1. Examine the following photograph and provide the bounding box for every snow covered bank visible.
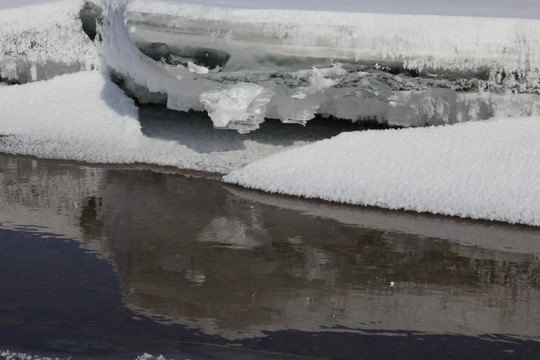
[0,71,345,173]
[0,71,142,160]
[0,0,99,83]
[224,118,540,226]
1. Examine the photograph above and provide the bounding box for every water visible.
[0,153,539,359]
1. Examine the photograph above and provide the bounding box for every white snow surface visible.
[224,118,540,226]
[0,71,331,173]
[0,0,99,83]
[1,1,540,225]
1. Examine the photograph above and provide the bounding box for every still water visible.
[0,153,539,359]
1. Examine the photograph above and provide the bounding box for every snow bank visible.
[0,71,338,173]
[0,71,142,159]
[224,118,540,226]
[1,1,540,226]
[0,0,99,83]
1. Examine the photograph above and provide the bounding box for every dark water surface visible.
[0,153,539,359]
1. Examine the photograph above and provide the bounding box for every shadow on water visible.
[0,153,539,359]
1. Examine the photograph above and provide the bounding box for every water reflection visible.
[0,154,539,348]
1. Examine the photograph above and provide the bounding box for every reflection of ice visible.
[198,203,271,249]
[290,245,336,285]
[226,186,540,257]
[198,217,261,249]
[2,154,539,343]
[184,269,206,286]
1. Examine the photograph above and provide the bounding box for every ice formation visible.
[1,0,540,131]
[116,0,540,132]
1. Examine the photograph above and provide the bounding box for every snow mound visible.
[0,0,99,83]
[0,71,342,173]
[224,118,540,226]
[0,71,142,161]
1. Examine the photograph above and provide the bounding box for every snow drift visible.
[0,0,99,83]
[224,117,540,226]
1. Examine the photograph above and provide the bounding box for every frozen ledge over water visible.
[105,1,540,132]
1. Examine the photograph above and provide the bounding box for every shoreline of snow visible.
[224,117,540,226]
[1,72,538,226]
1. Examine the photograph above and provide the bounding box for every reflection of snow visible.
[0,155,102,250]
[2,153,539,343]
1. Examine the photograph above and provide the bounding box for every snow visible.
[0,71,341,173]
[0,0,99,83]
[1,0,540,225]
[0,71,142,157]
[0,350,168,360]
[0,350,64,360]
[224,118,540,226]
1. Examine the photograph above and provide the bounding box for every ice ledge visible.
[116,1,540,132]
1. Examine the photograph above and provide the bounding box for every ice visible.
[4,1,537,130]
[129,0,540,19]
[199,83,274,131]
[114,0,540,131]
[224,117,540,226]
